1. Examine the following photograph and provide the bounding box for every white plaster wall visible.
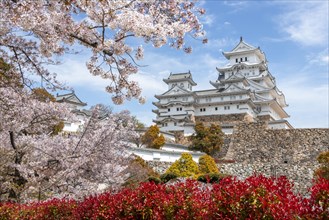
[194,104,249,116]
[130,148,204,163]
[268,122,289,129]
[63,122,81,132]
[160,124,194,136]
[161,145,192,153]
[222,127,234,134]
[268,106,281,120]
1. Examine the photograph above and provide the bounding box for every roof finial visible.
[240,36,243,42]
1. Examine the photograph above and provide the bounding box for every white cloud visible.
[130,72,167,97]
[223,1,248,8]
[205,37,237,51]
[277,1,329,46]
[201,14,215,26]
[305,49,329,66]
[50,58,108,91]
[279,73,328,128]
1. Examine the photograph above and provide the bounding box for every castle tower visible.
[152,72,197,135]
[210,37,290,125]
[153,38,292,135]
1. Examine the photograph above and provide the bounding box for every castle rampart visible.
[148,122,329,194]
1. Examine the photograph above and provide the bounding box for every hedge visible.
[0,175,328,219]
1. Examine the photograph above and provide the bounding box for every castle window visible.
[176,107,182,111]
[168,108,170,112]
[237,105,239,109]
[215,107,218,111]
[206,97,211,102]
[224,106,230,110]
[240,57,243,62]
[245,57,248,61]
[200,108,206,112]
[174,122,177,126]
[235,58,238,63]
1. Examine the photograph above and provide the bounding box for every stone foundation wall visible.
[148,122,329,194]
[219,162,318,194]
[257,115,272,121]
[224,122,329,163]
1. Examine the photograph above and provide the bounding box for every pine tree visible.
[189,122,224,155]
[141,125,165,149]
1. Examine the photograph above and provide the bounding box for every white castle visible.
[153,38,292,135]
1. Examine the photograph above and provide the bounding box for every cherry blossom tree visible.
[0,0,206,202]
[1,0,206,104]
[0,62,70,201]
[1,61,138,202]
[0,96,138,201]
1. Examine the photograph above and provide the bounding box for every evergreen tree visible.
[141,125,165,149]
[189,122,224,155]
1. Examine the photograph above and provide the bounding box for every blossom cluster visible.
[1,0,206,104]
[0,175,328,219]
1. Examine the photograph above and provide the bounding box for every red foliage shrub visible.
[0,175,328,219]
[0,198,77,219]
[301,177,329,219]
[210,175,305,219]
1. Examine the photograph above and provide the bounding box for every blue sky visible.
[51,0,329,128]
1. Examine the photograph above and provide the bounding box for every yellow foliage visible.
[141,125,165,149]
[198,155,219,174]
[165,153,200,178]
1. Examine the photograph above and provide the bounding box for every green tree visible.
[314,151,329,180]
[198,155,219,174]
[165,153,200,178]
[141,125,165,149]
[189,122,224,155]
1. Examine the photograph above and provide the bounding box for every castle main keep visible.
[153,38,292,135]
